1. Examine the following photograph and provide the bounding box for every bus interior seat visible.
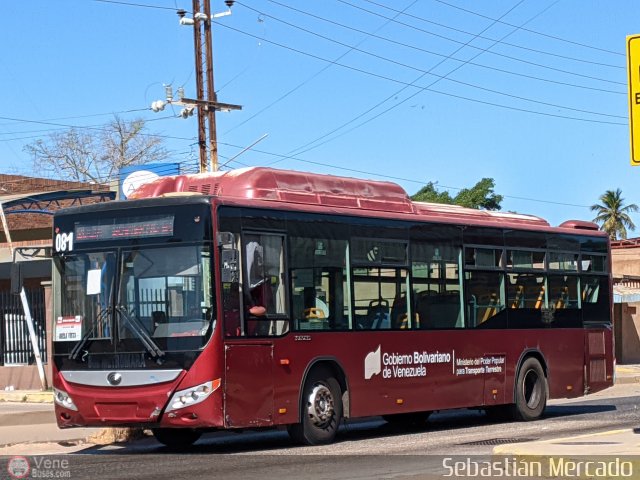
[367,299,390,329]
[534,286,545,309]
[152,311,167,328]
[391,293,408,329]
[480,293,498,323]
[416,292,461,329]
[555,286,569,309]
[511,285,524,308]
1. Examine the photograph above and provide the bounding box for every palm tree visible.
[590,189,639,240]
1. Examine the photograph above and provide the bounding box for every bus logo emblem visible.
[364,345,381,380]
[107,372,122,386]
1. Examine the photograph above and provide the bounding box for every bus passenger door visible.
[585,328,613,393]
[224,343,274,427]
[483,353,506,405]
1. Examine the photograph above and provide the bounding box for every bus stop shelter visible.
[0,188,115,390]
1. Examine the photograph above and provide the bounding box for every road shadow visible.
[73,403,618,456]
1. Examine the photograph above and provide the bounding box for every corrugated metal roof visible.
[613,284,640,303]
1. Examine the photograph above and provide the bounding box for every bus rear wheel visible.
[513,357,547,421]
[152,428,202,449]
[288,367,343,445]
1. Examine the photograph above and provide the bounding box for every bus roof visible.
[128,167,600,234]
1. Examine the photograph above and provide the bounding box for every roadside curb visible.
[615,376,640,384]
[0,437,93,456]
[616,365,640,385]
[493,429,640,479]
[0,410,53,427]
[0,391,53,403]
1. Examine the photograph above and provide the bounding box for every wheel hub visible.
[306,383,334,427]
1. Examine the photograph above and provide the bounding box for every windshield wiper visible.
[69,306,111,360]
[115,306,165,360]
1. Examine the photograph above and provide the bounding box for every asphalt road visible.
[12,384,632,480]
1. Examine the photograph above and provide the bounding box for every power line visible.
[431,0,623,57]
[0,151,201,192]
[335,0,624,86]
[218,19,624,97]
[360,0,624,69]
[265,0,625,163]
[217,141,593,209]
[215,16,626,170]
[0,108,151,129]
[225,0,420,135]
[89,0,183,12]
[237,2,624,120]
[0,115,197,143]
[0,109,177,138]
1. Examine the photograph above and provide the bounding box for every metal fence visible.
[0,289,47,365]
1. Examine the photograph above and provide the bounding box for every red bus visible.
[51,167,613,447]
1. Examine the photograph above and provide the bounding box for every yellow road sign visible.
[628,35,640,165]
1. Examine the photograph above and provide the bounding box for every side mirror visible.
[10,262,22,295]
[217,231,235,248]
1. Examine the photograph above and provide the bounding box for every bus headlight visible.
[166,379,220,412]
[54,388,78,411]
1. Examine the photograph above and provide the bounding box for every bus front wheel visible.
[152,428,202,449]
[288,367,343,445]
[513,357,547,421]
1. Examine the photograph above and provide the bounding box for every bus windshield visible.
[53,244,214,360]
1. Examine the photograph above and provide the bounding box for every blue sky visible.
[0,0,638,228]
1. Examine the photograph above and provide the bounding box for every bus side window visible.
[507,273,545,310]
[219,232,242,337]
[411,242,463,329]
[465,271,505,327]
[548,275,578,310]
[289,238,348,331]
[244,234,288,336]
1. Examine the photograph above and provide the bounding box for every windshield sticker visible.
[55,316,83,342]
[86,269,102,295]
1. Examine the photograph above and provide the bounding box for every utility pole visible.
[202,0,219,173]
[167,1,241,173]
[192,0,209,173]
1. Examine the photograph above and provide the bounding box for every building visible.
[611,238,640,364]
[0,174,114,389]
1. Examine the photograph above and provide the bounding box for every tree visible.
[24,115,169,184]
[590,188,638,240]
[411,182,454,204]
[411,178,503,210]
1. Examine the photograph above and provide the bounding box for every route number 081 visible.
[55,232,74,252]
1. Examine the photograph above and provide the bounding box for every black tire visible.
[288,367,343,445]
[382,411,431,426]
[513,357,547,421]
[152,428,202,449]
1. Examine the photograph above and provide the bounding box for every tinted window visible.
[412,242,463,329]
[465,271,505,327]
[463,227,503,246]
[290,237,348,331]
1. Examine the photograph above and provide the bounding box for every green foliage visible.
[411,182,454,204]
[411,178,503,211]
[590,188,638,240]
